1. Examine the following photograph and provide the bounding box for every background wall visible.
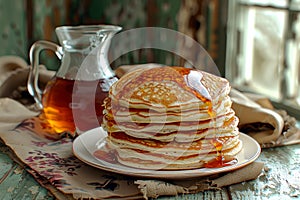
[0,0,28,57]
[0,0,226,74]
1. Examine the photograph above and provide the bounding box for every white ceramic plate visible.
[73,127,261,179]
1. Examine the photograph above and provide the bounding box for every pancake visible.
[103,95,233,123]
[109,67,230,111]
[103,116,239,143]
[100,66,242,170]
[111,139,242,170]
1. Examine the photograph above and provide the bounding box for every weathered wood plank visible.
[0,151,14,182]
[0,164,53,199]
[13,167,53,200]
[0,142,53,200]
[229,144,300,199]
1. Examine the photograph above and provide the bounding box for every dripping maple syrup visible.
[172,67,236,168]
[204,138,237,168]
[204,155,237,168]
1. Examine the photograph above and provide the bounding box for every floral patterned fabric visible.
[0,116,142,199]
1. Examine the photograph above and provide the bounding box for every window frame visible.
[226,0,300,120]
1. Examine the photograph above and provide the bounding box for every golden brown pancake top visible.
[112,66,228,107]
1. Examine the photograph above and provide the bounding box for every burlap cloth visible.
[0,56,299,199]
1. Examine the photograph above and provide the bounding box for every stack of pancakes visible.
[101,66,242,170]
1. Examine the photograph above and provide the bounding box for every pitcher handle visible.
[27,40,63,109]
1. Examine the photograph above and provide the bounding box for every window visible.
[226,0,300,118]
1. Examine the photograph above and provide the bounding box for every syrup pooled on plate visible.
[204,154,237,168]
[204,138,238,168]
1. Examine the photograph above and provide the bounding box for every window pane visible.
[252,9,286,99]
[227,0,300,116]
[237,7,287,100]
[291,0,300,10]
[286,13,300,103]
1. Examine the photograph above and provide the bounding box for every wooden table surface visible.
[0,136,299,199]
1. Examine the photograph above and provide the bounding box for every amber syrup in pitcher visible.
[42,76,117,134]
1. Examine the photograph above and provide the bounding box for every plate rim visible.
[72,127,261,179]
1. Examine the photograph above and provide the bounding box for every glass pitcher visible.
[28,25,122,135]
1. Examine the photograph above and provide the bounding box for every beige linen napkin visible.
[135,162,264,199]
[230,89,300,147]
[0,98,38,130]
[1,56,296,199]
[0,55,54,107]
